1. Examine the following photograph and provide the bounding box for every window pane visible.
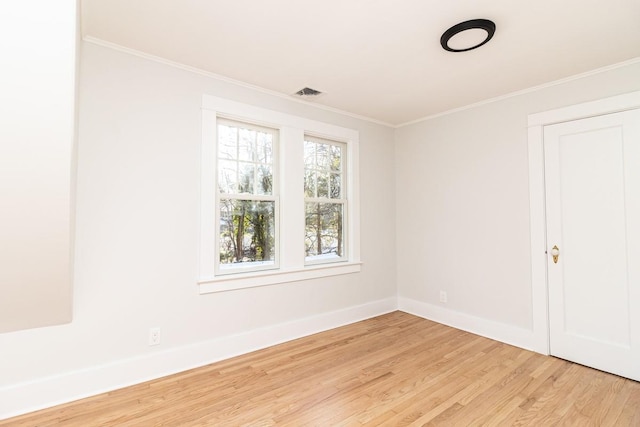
[305,202,343,261]
[256,165,273,195]
[316,143,330,168]
[317,172,329,198]
[330,144,341,172]
[330,173,341,199]
[219,121,276,198]
[256,132,273,164]
[218,125,238,160]
[219,199,276,267]
[237,163,255,194]
[238,128,255,161]
[304,141,315,167]
[304,138,344,201]
[304,170,316,198]
[218,160,237,194]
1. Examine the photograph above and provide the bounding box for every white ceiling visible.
[81,0,640,126]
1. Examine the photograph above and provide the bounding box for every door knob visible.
[551,245,560,264]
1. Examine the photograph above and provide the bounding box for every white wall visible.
[396,60,640,350]
[0,1,76,333]
[0,41,396,419]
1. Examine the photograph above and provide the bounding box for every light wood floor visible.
[3,311,639,426]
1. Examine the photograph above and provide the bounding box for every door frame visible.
[527,90,640,355]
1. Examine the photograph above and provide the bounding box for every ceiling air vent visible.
[294,87,324,98]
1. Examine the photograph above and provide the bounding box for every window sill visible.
[198,261,362,294]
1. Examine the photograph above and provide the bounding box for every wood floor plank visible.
[614,384,640,425]
[2,311,639,426]
[486,358,572,426]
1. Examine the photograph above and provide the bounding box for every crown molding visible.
[82,36,395,129]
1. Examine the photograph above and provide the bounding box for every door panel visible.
[544,109,640,380]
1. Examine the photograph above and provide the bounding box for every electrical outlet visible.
[439,291,448,303]
[149,327,161,346]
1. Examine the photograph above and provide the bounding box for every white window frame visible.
[199,95,361,294]
[215,118,280,276]
[304,135,348,265]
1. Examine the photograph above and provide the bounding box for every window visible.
[216,119,278,274]
[304,136,346,264]
[199,95,361,293]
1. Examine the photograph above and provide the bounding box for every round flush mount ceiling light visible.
[440,19,496,52]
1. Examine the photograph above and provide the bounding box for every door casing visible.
[527,90,640,355]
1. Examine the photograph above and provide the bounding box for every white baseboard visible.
[398,297,539,353]
[0,297,397,420]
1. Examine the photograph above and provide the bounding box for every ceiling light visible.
[440,19,496,52]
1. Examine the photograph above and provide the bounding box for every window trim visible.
[199,95,361,294]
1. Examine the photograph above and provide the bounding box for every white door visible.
[544,109,640,381]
